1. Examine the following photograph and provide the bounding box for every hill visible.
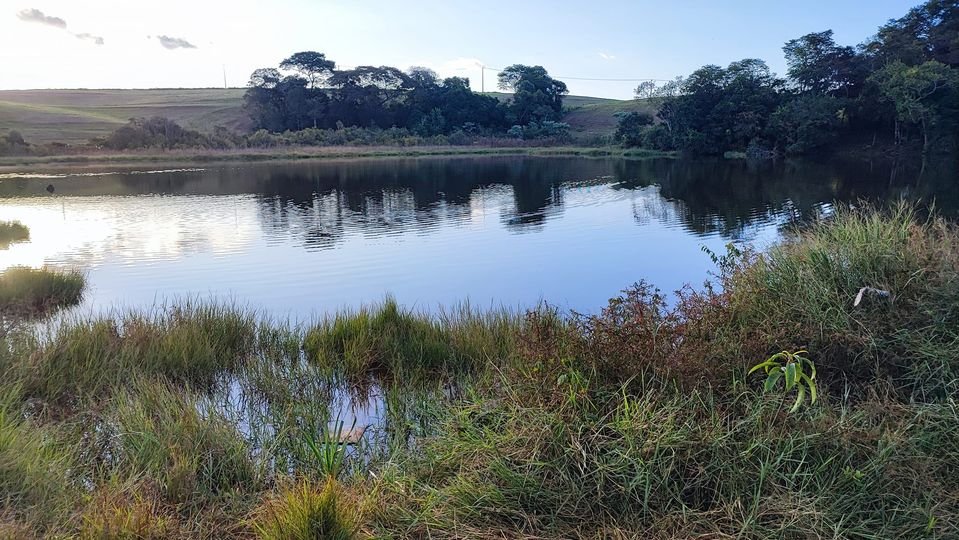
[0,88,653,145]
[0,89,250,145]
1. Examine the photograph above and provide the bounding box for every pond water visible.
[0,155,955,318]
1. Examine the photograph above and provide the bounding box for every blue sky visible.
[2,0,921,97]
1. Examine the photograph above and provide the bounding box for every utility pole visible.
[481,65,485,93]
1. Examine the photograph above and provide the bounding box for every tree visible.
[408,67,439,88]
[783,30,864,96]
[867,0,959,67]
[248,68,283,89]
[869,60,958,153]
[768,95,845,154]
[634,81,657,99]
[279,51,336,88]
[497,65,569,124]
[614,112,654,147]
[657,60,784,154]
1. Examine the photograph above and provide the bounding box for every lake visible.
[0,155,955,319]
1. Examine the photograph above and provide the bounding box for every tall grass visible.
[303,297,517,385]
[0,204,954,537]
[0,221,29,248]
[251,478,359,540]
[0,266,84,315]
[22,302,257,405]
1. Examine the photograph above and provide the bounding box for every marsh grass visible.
[0,221,29,249]
[0,266,84,316]
[251,478,359,540]
[0,204,955,537]
[23,302,257,405]
[304,297,518,386]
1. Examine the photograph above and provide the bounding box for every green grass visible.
[251,478,359,540]
[0,204,956,537]
[0,221,29,248]
[0,266,84,315]
[0,89,249,145]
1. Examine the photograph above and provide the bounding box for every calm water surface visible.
[0,156,954,318]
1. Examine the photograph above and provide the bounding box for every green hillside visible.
[0,89,250,145]
[0,88,651,145]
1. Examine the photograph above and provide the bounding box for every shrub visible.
[614,111,654,147]
[104,117,212,150]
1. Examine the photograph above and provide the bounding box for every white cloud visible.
[598,52,616,61]
[16,8,104,45]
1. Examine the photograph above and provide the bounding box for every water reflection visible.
[0,156,954,316]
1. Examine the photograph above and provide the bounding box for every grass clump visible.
[22,302,257,405]
[251,478,359,540]
[79,479,181,539]
[0,266,84,315]
[0,391,78,532]
[0,221,29,248]
[304,297,515,385]
[109,380,257,508]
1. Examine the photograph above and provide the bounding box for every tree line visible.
[243,55,570,139]
[617,0,959,156]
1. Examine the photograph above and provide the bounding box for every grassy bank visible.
[0,204,957,538]
[0,145,673,170]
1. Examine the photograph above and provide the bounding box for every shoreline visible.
[0,145,675,172]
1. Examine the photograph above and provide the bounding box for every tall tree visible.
[497,65,568,124]
[866,0,959,67]
[783,30,863,96]
[279,51,336,88]
[869,60,958,152]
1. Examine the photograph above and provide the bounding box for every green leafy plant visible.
[303,418,353,480]
[749,350,818,412]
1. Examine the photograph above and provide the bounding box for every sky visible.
[1,0,922,99]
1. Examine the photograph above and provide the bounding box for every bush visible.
[725,203,959,399]
[613,111,654,147]
[104,117,212,150]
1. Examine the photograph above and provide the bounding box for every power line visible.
[478,64,674,84]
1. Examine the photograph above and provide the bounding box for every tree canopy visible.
[244,54,566,137]
[615,0,959,156]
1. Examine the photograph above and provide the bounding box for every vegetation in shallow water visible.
[0,266,84,318]
[0,221,29,248]
[0,204,956,537]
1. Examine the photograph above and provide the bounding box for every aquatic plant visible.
[0,266,84,315]
[0,221,29,248]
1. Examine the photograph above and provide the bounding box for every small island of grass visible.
[0,221,30,248]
